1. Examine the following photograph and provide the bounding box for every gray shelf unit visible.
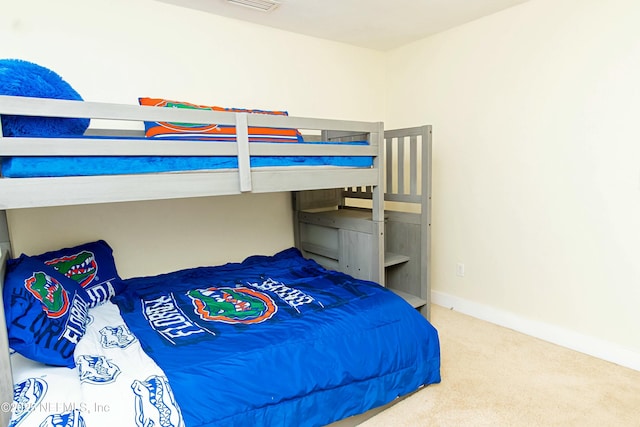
[294,125,432,318]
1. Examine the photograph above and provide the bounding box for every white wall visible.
[386,0,640,366]
[5,0,640,369]
[1,0,385,277]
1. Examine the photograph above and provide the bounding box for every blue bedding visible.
[112,248,440,427]
[1,138,373,178]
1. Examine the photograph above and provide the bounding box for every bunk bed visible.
[0,95,440,427]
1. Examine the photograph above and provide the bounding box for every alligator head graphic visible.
[131,375,184,427]
[25,272,69,319]
[10,377,48,427]
[45,250,97,288]
[151,100,218,132]
[188,286,277,324]
[39,409,85,427]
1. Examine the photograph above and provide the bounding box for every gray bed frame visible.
[0,95,430,427]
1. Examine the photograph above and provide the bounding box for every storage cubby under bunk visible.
[294,125,432,318]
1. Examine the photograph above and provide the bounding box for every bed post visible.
[0,211,10,255]
[0,210,12,427]
[371,122,385,285]
[420,125,433,319]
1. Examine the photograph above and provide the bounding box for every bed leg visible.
[0,246,14,427]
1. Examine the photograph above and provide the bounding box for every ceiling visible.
[156,0,530,51]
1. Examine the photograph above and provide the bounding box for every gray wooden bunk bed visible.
[0,95,435,427]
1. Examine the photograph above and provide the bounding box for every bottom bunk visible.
[2,244,440,427]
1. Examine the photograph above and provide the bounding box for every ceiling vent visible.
[226,0,280,12]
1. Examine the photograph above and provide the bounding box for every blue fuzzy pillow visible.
[3,255,90,367]
[31,240,124,308]
[0,59,89,137]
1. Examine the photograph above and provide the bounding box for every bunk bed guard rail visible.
[0,95,384,210]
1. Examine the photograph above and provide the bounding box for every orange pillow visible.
[138,97,303,143]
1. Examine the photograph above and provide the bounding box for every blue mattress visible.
[1,138,373,178]
[112,248,440,427]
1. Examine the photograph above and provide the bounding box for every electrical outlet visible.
[456,262,465,277]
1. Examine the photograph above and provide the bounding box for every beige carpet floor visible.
[357,304,640,427]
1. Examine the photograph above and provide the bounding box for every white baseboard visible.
[431,290,640,372]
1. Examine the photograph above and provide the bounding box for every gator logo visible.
[45,250,97,288]
[39,409,85,427]
[99,325,136,349]
[188,286,277,324]
[25,272,70,319]
[131,375,184,427]
[10,378,48,427]
[77,355,121,384]
[153,100,218,133]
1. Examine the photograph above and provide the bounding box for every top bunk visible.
[0,95,384,210]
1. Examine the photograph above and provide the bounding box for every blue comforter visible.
[1,138,372,177]
[112,248,440,427]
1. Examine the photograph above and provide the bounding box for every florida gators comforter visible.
[112,248,441,427]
